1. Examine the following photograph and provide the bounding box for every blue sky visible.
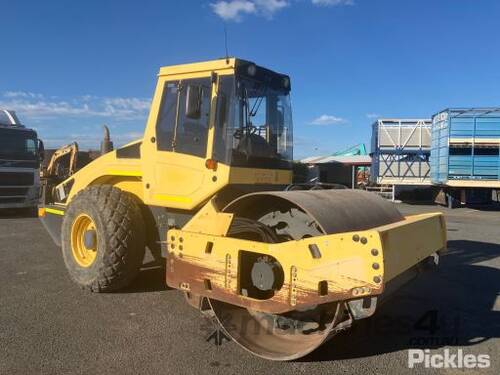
[1,0,500,159]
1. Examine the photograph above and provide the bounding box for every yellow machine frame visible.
[167,199,446,313]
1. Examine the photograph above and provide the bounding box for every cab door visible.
[141,75,214,209]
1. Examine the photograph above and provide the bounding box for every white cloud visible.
[3,91,44,99]
[309,114,346,125]
[210,0,352,21]
[211,0,289,21]
[311,0,354,6]
[102,97,151,118]
[0,91,151,121]
[211,1,257,21]
[255,0,289,17]
[366,113,380,119]
[0,91,150,149]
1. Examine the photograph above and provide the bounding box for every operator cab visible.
[140,58,295,210]
[154,59,293,170]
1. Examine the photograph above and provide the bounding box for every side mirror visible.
[38,139,45,162]
[185,85,202,119]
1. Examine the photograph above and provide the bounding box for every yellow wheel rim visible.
[71,213,98,268]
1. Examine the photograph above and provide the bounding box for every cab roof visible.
[158,58,291,91]
[158,57,288,79]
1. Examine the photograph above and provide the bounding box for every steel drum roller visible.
[209,190,403,360]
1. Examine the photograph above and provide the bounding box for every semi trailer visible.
[431,108,500,207]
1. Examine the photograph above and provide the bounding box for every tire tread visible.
[63,185,145,292]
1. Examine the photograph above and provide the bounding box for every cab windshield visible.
[214,76,293,169]
[0,128,38,161]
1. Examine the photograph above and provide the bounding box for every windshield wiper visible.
[248,84,268,117]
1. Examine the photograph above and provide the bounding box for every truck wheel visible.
[61,185,145,292]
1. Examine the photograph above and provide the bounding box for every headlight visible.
[247,64,257,76]
[282,77,290,89]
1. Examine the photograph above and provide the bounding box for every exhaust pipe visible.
[100,125,114,155]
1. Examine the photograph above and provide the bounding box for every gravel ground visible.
[0,203,498,374]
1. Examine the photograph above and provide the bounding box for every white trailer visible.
[371,118,432,185]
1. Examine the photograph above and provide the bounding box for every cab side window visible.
[156,81,179,152]
[156,78,212,158]
[176,77,211,157]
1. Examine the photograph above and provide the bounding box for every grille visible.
[0,197,24,204]
[0,187,29,196]
[0,172,34,186]
[0,160,38,168]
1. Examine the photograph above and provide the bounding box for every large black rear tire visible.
[61,185,145,292]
